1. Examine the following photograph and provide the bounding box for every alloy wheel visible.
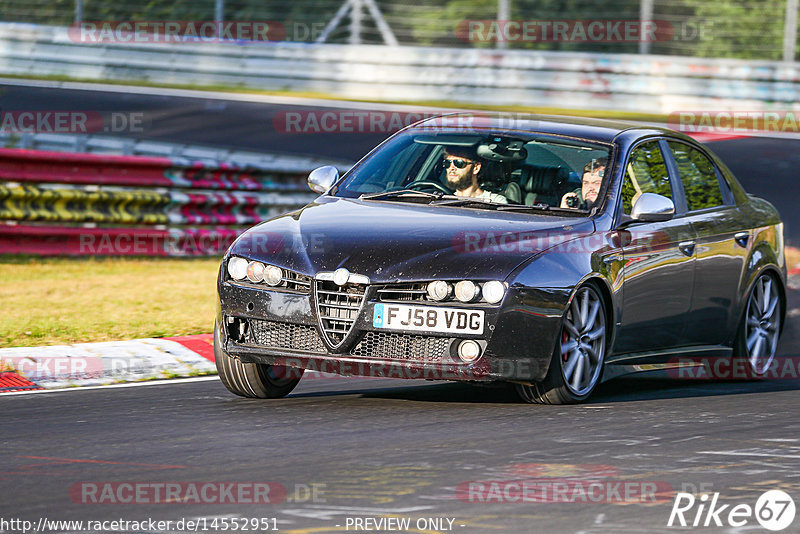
[744,275,781,375]
[560,286,606,396]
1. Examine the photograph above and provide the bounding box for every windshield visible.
[332,130,613,211]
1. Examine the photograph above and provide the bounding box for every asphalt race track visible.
[2,81,800,533]
[3,369,800,533]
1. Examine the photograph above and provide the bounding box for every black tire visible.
[516,284,607,404]
[214,321,304,398]
[732,271,783,379]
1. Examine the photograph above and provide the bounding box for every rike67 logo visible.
[667,490,796,531]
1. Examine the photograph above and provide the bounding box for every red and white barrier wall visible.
[0,147,318,256]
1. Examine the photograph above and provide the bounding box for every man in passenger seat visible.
[443,147,508,203]
[560,158,606,209]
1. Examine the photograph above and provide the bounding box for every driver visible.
[443,147,507,204]
[560,158,606,210]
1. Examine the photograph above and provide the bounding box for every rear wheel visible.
[214,321,304,398]
[734,272,782,377]
[516,284,607,404]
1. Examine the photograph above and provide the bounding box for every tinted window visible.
[621,141,672,215]
[668,141,724,211]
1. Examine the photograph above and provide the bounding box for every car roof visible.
[411,112,691,145]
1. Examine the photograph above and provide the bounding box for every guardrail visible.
[0,134,344,256]
[1,23,800,112]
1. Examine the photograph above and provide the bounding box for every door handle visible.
[678,241,696,257]
[734,231,750,248]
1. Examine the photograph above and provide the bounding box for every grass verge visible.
[0,256,219,348]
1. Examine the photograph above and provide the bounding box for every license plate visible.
[373,303,484,334]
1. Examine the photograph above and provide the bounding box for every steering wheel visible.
[406,180,452,194]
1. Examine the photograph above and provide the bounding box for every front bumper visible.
[217,276,570,383]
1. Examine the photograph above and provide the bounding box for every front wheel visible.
[214,321,304,398]
[733,272,783,377]
[516,284,607,404]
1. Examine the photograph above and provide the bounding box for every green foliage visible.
[0,0,794,59]
[671,0,786,60]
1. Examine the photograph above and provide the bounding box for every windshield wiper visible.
[496,202,551,211]
[360,189,445,202]
[432,197,503,209]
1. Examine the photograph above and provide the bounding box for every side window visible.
[621,141,672,215]
[667,141,724,211]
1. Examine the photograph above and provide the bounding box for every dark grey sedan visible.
[214,114,785,404]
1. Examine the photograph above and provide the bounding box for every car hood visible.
[230,197,595,282]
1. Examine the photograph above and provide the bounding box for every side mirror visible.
[630,193,675,222]
[307,166,339,194]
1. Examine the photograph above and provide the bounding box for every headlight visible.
[246,261,265,283]
[427,280,452,301]
[227,257,248,280]
[264,265,284,286]
[482,281,506,304]
[454,280,480,303]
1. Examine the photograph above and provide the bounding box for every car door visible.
[613,139,697,355]
[664,140,748,346]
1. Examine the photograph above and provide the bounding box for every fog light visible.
[457,340,481,363]
[482,281,506,304]
[227,257,248,280]
[246,261,265,283]
[427,280,452,301]
[264,265,284,286]
[455,280,479,302]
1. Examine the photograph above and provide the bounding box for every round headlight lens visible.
[264,265,283,286]
[227,257,248,280]
[454,280,479,303]
[427,280,452,301]
[246,261,265,283]
[482,281,506,304]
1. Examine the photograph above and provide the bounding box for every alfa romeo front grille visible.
[377,282,428,302]
[245,319,448,362]
[284,271,312,293]
[315,280,366,346]
[352,332,448,362]
[250,319,326,353]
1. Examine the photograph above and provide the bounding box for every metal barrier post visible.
[784,0,798,61]
[639,0,653,54]
[497,0,510,50]
[74,0,83,24]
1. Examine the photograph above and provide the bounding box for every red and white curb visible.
[0,335,215,393]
